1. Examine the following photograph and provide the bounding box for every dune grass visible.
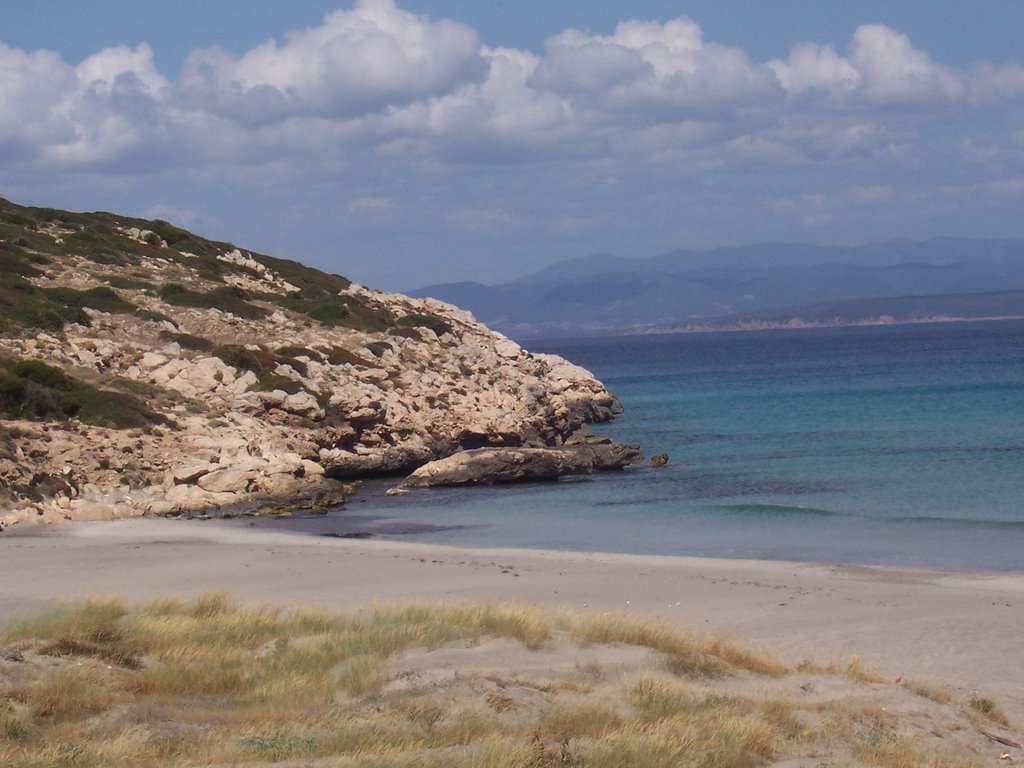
[0,595,1006,767]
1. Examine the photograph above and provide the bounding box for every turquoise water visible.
[258,321,1024,571]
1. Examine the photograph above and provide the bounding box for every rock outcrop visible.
[402,443,644,487]
[0,199,634,526]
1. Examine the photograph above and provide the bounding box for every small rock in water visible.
[650,453,669,468]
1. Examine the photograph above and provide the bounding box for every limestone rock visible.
[197,468,255,494]
[0,209,634,523]
[171,462,217,485]
[403,444,642,488]
[282,391,324,419]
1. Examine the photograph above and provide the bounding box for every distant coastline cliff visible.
[0,199,626,526]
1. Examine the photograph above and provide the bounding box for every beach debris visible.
[650,453,669,468]
[980,729,1023,750]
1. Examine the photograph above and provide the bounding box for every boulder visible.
[402,443,642,488]
[197,467,256,494]
[282,391,324,419]
[320,444,435,478]
[171,462,217,485]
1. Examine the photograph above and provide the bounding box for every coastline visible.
[3,516,1022,716]
[626,314,1024,336]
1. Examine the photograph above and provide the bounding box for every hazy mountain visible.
[412,238,1024,338]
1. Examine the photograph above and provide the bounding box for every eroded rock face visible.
[402,443,644,488]
[0,238,629,525]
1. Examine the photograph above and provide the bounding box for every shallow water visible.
[248,321,1024,572]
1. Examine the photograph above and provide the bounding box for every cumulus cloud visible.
[77,43,167,95]
[0,44,75,145]
[769,24,965,104]
[532,18,778,114]
[848,24,963,103]
[178,0,485,121]
[1,5,1023,286]
[2,10,1021,175]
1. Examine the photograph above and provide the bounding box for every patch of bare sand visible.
[372,636,1024,766]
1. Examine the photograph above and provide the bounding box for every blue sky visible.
[2,1,1023,290]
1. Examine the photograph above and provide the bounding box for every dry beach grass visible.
[1,593,1020,767]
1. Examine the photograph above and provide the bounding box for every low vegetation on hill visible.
[0,595,1016,767]
[0,198,418,336]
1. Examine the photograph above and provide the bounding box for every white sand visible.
[1,517,1021,714]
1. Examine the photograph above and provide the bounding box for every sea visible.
[248,321,1024,572]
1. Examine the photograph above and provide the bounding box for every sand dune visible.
[2,517,1021,716]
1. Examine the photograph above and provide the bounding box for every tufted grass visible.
[0,595,1002,768]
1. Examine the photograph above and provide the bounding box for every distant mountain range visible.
[410,237,1024,338]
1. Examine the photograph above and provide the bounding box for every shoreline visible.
[2,516,1022,716]
[627,313,1024,336]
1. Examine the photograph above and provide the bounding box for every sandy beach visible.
[2,516,1021,720]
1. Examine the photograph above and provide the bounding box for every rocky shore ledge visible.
[0,200,639,527]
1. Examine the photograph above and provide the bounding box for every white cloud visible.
[1,7,1024,287]
[848,24,963,104]
[178,0,485,121]
[768,42,859,97]
[532,17,778,113]
[2,12,1020,176]
[769,24,965,105]
[77,43,167,95]
[0,44,75,145]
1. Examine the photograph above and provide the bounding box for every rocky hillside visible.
[0,199,624,526]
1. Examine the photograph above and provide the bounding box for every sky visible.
[2,1,1023,291]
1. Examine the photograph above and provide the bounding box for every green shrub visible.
[10,359,76,390]
[0,371,63,419]
[254,373,305,395]
[213,345,308,377]
[103,274,154,291]
[45,286,136,314]
[0,249,43,278]
[396,313,452,337]
[136,309,173,324]
[365,341,392,358]
[275,345,322,361]
[159,283,268,320]
[249,253,351,298]
[213,345,270,375]
[272,294,393,331]
[388,326,422,339]
[158,282,189,301]
[321,346,374,368]
[61,388,164,429]
[0,358,167,428]
[159,331,214,352]
[0,274,89,332]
